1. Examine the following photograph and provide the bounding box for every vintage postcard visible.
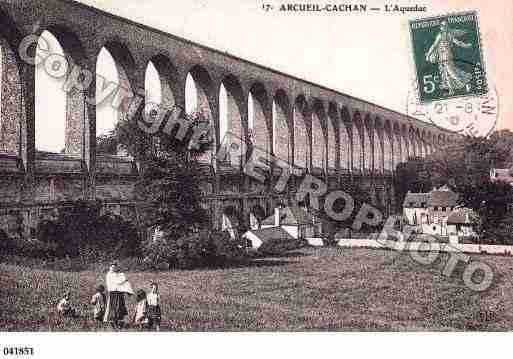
[0,0,512,357]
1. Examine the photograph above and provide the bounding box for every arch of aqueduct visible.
[0,0,456,237]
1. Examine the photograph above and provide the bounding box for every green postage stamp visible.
[409,11,487,103]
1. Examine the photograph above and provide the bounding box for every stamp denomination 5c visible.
[409,11,487,103]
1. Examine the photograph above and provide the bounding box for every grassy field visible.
[2,247,513,331]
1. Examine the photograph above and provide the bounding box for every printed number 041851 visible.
[3,347,34,356]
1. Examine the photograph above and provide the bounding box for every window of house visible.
[433,226,436,231]
[434,206,438,211]
[442,207,446,211]
[409,202,414,207]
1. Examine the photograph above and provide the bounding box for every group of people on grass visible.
[57,262,161,330]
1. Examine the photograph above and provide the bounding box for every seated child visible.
[90,284,106,321]
[133,289,149,328]
[146,282,161,331]
[57,291,78,317]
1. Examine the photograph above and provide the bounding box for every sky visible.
[1,0,512,152]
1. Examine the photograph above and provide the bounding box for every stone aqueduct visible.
[0,0,456,238]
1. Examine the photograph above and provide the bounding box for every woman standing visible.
[104,262,133,329]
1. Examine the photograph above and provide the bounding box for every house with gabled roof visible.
[403,192,430,226]
[447,209,477,240]
[242,205,321,253]
[427,185,460,235]
[403,185,476,239]
[260,205,321,239]
[242,226,299,254]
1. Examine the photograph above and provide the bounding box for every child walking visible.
[146,282,161,331]
[90,284,106,322]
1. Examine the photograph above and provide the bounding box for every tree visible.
[96,108,213,160]
[489,129,513,168]
[457,181,513,241]
[95,108,214,233]
[136,153,211,235]
[98,108,248,268]
[426,132,512,190]
[395,131,512,198]
[317,180,373,241]
[485,216,513,245]
[394,157,432,208]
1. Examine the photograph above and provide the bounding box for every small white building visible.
[402,192,430,228]
[447,209,477,238]
[260,205,321,239]
[242,205,320,253]
[403,186,477,239]
[242,226,298,254]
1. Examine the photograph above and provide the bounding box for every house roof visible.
[248,227,295,243]
[261,214,275,226]
[403,186,459,208]
[403,192,430,208]
[428,187,459,207]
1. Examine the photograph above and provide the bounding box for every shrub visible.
[35,201,142,258]
[93,214,142,257]
[0,236,58,260]
[143,229,246,269]
[0,228,9,242]
[117,256,158,272]
[259,237,306,255]
[203,230,246,265]
[481,216,513,245]
[40,256,89,272]
[322,234,338,247]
